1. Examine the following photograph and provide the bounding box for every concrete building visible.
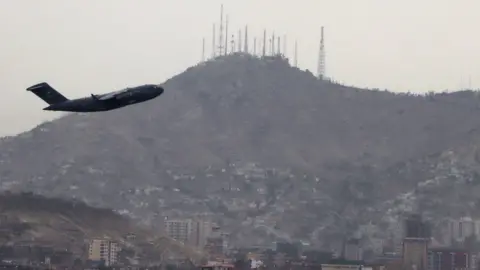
[164,218,193,243]
[405,214,431,239]
[88,238,119,266]
[449,217,478,243]
[345,239,363,261]
[164,218,215,248]
[402,238,429,270]
[189,220,214,248]
[427,247,471,270]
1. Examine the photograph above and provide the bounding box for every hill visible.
[0,192,204,264]
[2,54,480,250]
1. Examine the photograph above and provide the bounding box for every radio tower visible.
[244,25,248,53]
[262,29,266,57]
[271,32,275,55]
[224,15,229,55]
[238,29,242,52]
[218,4,224,55]
[317,26,326,80]
[253,37,257,55]
[211,24,216,58]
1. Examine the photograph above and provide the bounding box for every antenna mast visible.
[238,29,242,52]
[317,26,326,79]
[212,24,216,58]
[244,25,248,53]
[225,15,229,55]
[283,35,287,58]
[218,4,224,55]
[253,37,257,56]
[271,32,275,55]
[262,29,266,57]
[230,34,235,53]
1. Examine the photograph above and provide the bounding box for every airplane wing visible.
[95,89,130,101]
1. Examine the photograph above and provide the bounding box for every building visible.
[321,260,364,270]
[449,217,477,243]
[345,239,363,261]
[402,238,429,270]
[205,236,224,257]
[427,247,471,270]
[164,218,215,248]
[164,218,193,243]
[88,238,119,266]
[189,220,214,248]
[405,214,431,239]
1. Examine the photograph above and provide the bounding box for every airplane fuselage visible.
[42,84,163,112]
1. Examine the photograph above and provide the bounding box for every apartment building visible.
[164,218,193,243]
[88,238,119,266]
[164,218,215,248]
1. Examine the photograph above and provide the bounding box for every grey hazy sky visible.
[1,0,479,136]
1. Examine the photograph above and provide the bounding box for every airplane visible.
[26,82,164,112]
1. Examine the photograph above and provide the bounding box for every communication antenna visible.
[317,26,326,79]
[244,25,248,53]
[218,4,224,55]
[238,29,242,52]
[230,34,235,53]
[224,15,229,55]
[253,37,257,56]
[283,35,287,57]
[294,40,298,67]
[262,29,266,57]
[271,32,275,55]
[212,24,216,58]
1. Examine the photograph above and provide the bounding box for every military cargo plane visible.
[27,82,164,112]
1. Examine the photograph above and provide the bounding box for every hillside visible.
[0,192,203,264]
[2,54,480,250]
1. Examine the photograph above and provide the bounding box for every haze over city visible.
[1,0,479,136]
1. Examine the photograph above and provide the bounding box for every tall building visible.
[405,214,431,239]
[88,238,119,266]
[402,238,429,270]
[344,239,363,261]
[164,218,193,243]
[189,220,214,248]
[164,218,214,248]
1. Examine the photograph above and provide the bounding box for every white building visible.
[88,238,119,266]
[164,218,193,243]
[449,217,477,242]
[164,218,215,248]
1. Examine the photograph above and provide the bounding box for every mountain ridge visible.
[2,54,480,250]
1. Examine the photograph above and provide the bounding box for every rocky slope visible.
[1,54,480,251]
[0,192,203,264]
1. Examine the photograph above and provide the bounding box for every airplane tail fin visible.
[26,82,68,105]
